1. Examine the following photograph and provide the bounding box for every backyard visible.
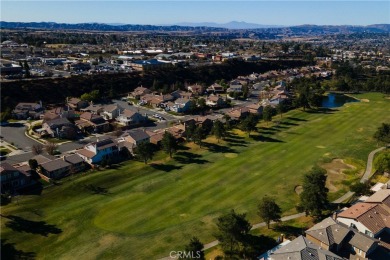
[1,93,390,259]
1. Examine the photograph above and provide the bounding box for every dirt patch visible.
[295,185,303,195]
[316,145,326,149]
[357,128,364,132]
[224,153,238,158]
[360,99,369,102]
[321,159,355,192]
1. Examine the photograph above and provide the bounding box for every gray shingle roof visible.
[270,236,343,260]
[40,159,71,172]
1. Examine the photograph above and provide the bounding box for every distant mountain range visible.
[172,21,283,29]
[1,21,389,34]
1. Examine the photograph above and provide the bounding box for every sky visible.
[1,1,389,26]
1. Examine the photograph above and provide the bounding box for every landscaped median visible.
[1,93,390,259]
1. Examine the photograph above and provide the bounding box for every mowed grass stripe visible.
[1,93,390,259]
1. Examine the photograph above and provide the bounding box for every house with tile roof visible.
[337,202,390,238]
[75,112,110,133]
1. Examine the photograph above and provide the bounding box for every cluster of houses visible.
[263,184,390,260]
[10,97,149,140]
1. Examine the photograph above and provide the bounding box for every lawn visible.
[1,93,390,259]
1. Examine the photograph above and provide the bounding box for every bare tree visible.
[32,144,43,155]
[45,142,58,155]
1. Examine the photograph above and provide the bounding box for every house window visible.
[365,230,373,237]
[12,180,19,187]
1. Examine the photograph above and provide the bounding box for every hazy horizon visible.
[1,1,389,26]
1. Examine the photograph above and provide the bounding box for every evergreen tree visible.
[182,237,205,260]
[257,196,282,229]
[262,106,273,125]
[161,131,178,158]
[374,123,390,144]
[212,120,226,143]
[135,142,153,164]
[193,126,206,148]
[241,114,257,137]
[299,166,329,217]
[214,210,252,259]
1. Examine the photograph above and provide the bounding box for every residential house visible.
[305,217,351,252]
[39,159,71,179]
[207,83,225,94]
[337,202,390,238]
[42,117,77,139]
[171,90,193,100]
[76,138,119,165]
[226,107,250,121]
[101,104,122,120]
[64,154,86,173]
[128,86,152,99]
[246,103,263,116]
[116,109,146,126]
[75,112,110,133]
[0,162,32,193]
[12,102,44,119]
[67,97,88,110]
[183,117,213,133]
[269,236,343,260]
[80,104,104,115]
[141,93,174,108]
[122,129,150,147]
[227,80,243,93]
[206,95,226,108]
[169,98,192,113]
[187,84,204,95]
[147,130,165,146]
[42,106,76,121]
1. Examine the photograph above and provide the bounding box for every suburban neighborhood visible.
[1,3,390,260]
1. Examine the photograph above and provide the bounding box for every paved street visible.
[0,123,41,151]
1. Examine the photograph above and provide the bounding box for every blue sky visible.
[1,1,389,26]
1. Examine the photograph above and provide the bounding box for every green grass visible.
[1,93,390,259]
[0,148,12,154]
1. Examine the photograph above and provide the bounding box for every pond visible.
[322,93,359,108]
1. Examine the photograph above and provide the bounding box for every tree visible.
[276,103,285,119]
[223,114,232,130]
[212,120,226,143]
[241,114,257,137]
[257,196,282,229]
[193,126,206,148]
[350,182,372,196]
[185,121,196,141]
[45,142,58,155]
[23,60,30,78]
[161,131,178,158]
[28,159,39,171]
[262,106,273,124]
[188,100,197,115]
[374,152,390,173]
[32,144,43,155]
[0,108,11,122]
[182,236,205,260]
[135,142,153,164]
[197,98,207,115]
[299,166,329,217]
[214,209,252,258]
[374,123,390,144]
